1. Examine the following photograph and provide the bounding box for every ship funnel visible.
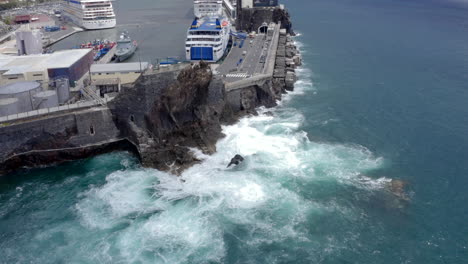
[191,18,199,29]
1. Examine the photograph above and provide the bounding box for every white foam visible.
[71,36,389,261]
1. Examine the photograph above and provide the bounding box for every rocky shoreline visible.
[0,7,301,176]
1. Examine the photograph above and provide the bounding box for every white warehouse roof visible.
[0,49,92,76]
[90,62,150,74]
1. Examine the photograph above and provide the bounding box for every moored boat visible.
[115,32,138,62]
[62,0,116,30]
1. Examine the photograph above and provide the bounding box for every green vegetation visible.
[0,2,20,12]
[0,0,59,11]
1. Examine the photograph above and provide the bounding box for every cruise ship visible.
[62,0,116,30]
[185,16,231,62]
[186,0,231,62]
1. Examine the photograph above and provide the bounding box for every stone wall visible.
[0,108,124,175]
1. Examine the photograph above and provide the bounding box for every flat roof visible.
[90,62,149,74]
[0,49,92,75]
[0,81,40,94]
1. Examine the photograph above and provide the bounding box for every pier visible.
[43,25,84,47]
[96,45,117,64]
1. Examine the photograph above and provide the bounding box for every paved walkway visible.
[0,98,112,125]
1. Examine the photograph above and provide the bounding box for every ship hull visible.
[62,0,116,30]
[82,20,116,30]
[116,48,136,62]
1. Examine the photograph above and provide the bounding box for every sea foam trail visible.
[72,40,389,263]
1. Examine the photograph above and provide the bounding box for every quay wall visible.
[0,108,124,174]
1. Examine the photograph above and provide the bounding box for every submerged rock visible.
[387,179,410,201]
[227,154,244,168]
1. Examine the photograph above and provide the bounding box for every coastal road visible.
[217,34,268,82]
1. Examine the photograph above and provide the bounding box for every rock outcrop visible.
[227,154,245,168]
[108,62,229,174]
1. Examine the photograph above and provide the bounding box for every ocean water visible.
[2,0,468,263]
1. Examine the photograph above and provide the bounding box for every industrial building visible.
[14,14,55,28]
[0,81,42,114]
[90,62,149,96]
[0,80,70,117]
[239,0,278,8]
[0,49,94,88]
[253,0,278,7]
[16,26,43,55]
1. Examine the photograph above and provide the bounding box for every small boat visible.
[93,47,110,61]
[115,32,138,62]
[74,39,116,61]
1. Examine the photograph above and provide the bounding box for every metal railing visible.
[80,86,107,106]
[0,98,112,125]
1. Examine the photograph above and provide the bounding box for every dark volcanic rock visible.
[238,7,294,35]
[0,140,137,176]
[227,154,244,168]
[109,62,227,174]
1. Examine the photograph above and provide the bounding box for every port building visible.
[14,14,55,28]
[15,26,43,55]
[0,49,94,88]
[90,62,149,96]
[238,0,278,8]
[90,62,149,84]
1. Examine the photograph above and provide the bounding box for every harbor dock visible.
[96,45,117,64]
[43,25,83,47]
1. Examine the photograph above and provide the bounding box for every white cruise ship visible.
[194,0,223,18]
[185,16,231,62]
[62,0,116,30]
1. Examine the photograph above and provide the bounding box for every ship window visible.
[130,115,135,122]
[90,125,95,135]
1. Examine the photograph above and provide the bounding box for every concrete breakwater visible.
[0,7,301,176]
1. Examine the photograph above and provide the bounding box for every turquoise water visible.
[2,0,468,263]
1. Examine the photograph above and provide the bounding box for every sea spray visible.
[71,40,388,262]
[1,38,389,264]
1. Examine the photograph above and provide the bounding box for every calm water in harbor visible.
[51,0,194,63]
[2,0,468,263]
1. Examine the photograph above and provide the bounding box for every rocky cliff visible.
[108,62,230,174]
[237,7,294,35]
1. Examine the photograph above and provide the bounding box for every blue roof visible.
[190,17,222,31]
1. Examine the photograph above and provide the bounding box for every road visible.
[217,34,269,83]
